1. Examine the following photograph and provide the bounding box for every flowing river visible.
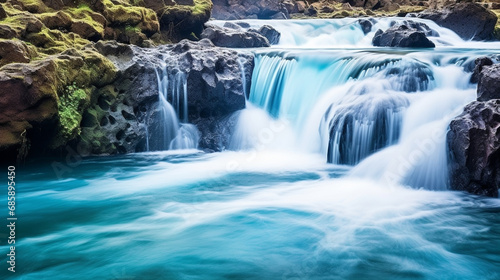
[3,18,500,279]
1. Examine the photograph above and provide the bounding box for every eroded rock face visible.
[478,64,500,102]
[92,39,254,153]
[201,25,270,48]
[448,60,500,197]
[0,48,117,162]
[212,0,288,20]
[409,2,498,41]
[372,24,435,48]
[448,100,500,197]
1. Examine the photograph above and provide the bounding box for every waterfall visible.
[222,17,500,191]
[147,65,200,151]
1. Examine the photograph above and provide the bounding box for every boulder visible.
[358,19,374,34]
[391,20,439,37]
[159,0,212,39]
[71,21,103,42]
[201,25,270,48]
[448,100,500,197]
[0,40,34,67]
[410,3,497,41]
[257,25,281,45]
[372,24,435,48]
[477,64,500,101]
[470,56,493,84]
[39,11,72,30]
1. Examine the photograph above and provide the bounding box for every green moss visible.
[76,3,93,12]
[125,24,141,33]
[492,10,500,40]
[58,83,89,139]
[192,0,212,16]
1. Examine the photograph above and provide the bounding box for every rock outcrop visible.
[201,25,271,48]
[0,48,117,163]
[410,2,498,41]
[88,39,253,153]
[211,0,289,20]
[372,24,436,48]
[201,23,281,48]
[448,61,500,197]
[477,63,500,101]
[448,100,500,197]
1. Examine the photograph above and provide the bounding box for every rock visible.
[0,40,34,67]
[411,3,497,41]
[372,25,436,48]
[470,56,493,84]
[358,19,374,34]
[39,11,72,30]
[296,1,306,13]
[383,3,400,12]
[448,100,500,197]
[0,5,7,20]
[0,25,17,39]
[477,64,500,101]
[304,6,317,16]
[94,39,253,153]
[342,3,353,11]
[176,0,194,5]
[71,21,103,42]
[365,0,380,10]
[234,21,251,28]
[223,22,242,30]
[201,25,270,48]
[211,0,289,20]
[159,0,212,39]
[283,0,298,14]
[0,48,117,161]
[391,20,439,37]
[258,25,281,45]
[0,59,59,162]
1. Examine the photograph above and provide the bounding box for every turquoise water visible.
[2,151,500,279]
[3,18,500,279]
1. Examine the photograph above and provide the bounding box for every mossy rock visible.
[38,11,73,30]
[159,0,212,40]
[25,27,90,54]
[0,13,43,38]
[11,0,50,13]
[0,39,38,66]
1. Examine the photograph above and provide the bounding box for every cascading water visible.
[13,18,500,280]
[228,18,498,191]
[151,65,200,151]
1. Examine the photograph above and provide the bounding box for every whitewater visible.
[3,18,500,279]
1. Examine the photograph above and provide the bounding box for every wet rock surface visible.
[372,24,435,48]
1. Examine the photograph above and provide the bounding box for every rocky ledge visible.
[0,38,254,163]
[448,58,500,197]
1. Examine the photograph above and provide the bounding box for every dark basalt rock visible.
[257,25,281,45]
[201,25,271,48]
[358,19,374,34]
[477,64,500,101]
[211,0,289,20]
[390,20,439,37]
[409,2,497,41]
[93,39,254,153]
[470,57,493,84]
[372,24,435,48]
[447,100,500,197]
